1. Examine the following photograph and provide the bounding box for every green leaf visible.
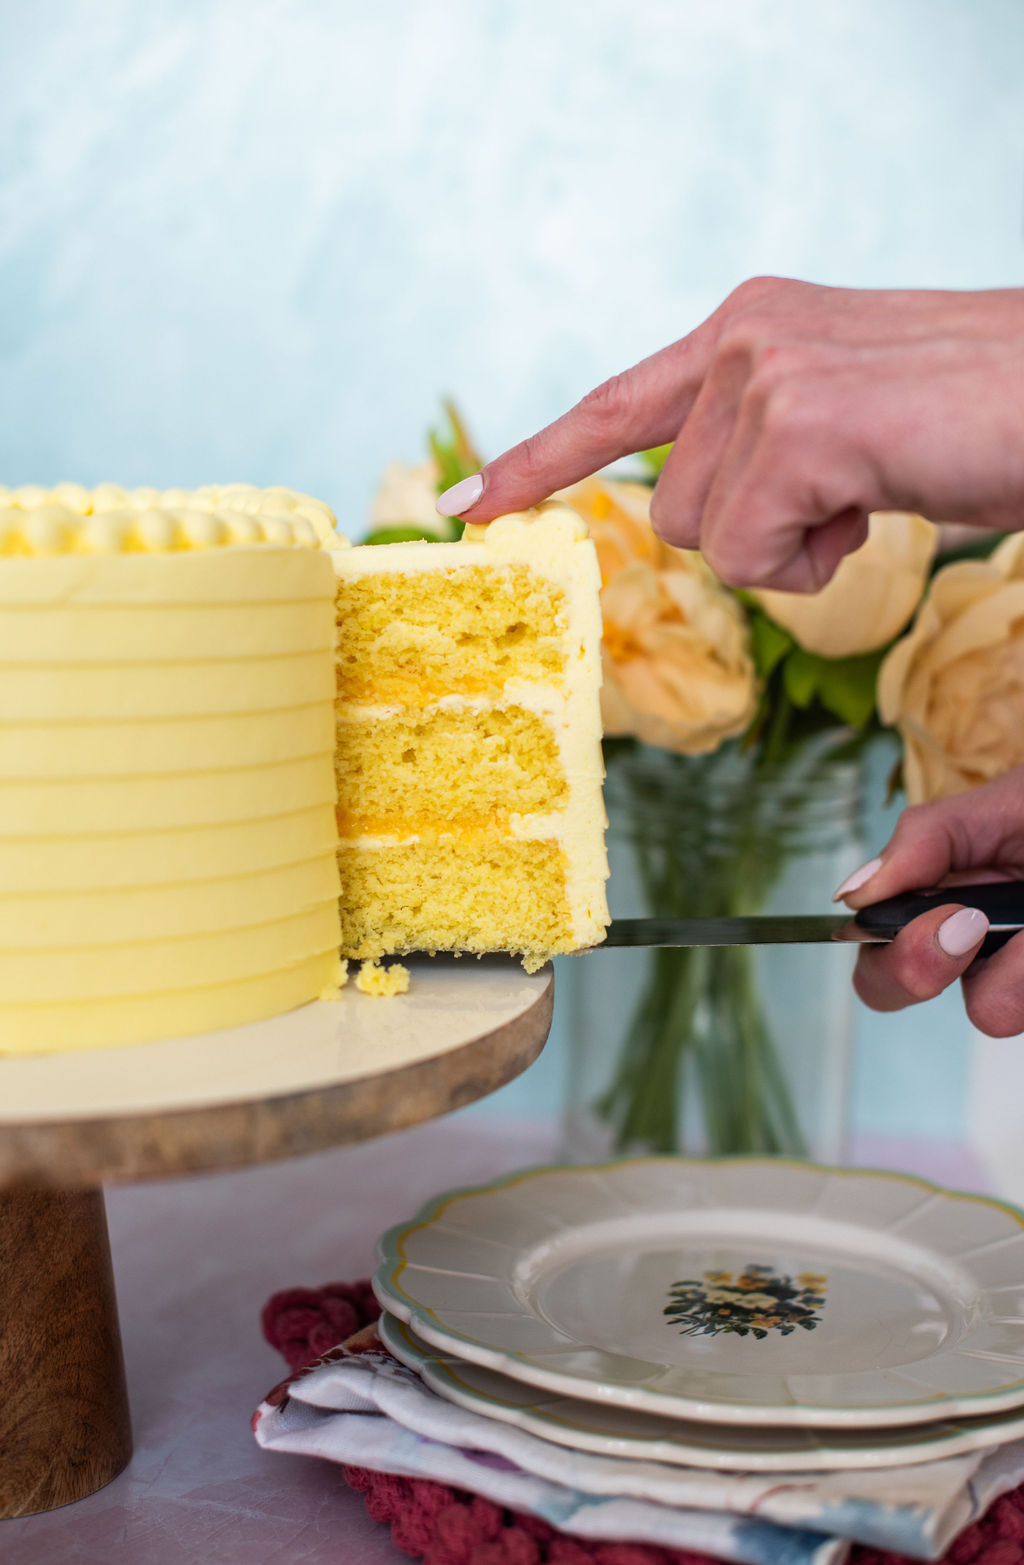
[813,652,883,727]
[782,649,819,708]
[748,613,794,680]
[362,524,453,546]
[772,641,884,728]
[638,443,673,479]
[429,398,484,494]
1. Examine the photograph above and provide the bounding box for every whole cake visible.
[330,502,609,970]
[0,483,343,1054]
[0,485,608,1055]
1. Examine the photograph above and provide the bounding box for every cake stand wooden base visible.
[0,1189,132,1517]
[0,957,553,1518]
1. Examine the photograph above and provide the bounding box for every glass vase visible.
[562,735,866,1162]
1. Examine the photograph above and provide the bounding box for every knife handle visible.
[854,881,1024,958]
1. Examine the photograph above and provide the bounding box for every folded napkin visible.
[257,1282,1024,1565]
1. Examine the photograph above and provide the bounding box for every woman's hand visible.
[438,277,1024,592]
[836,765,1024,1036]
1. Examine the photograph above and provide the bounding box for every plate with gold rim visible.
[379,1313,1024,1471]
[373,1156,1024,1430]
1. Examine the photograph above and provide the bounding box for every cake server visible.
[603,881,1024,961]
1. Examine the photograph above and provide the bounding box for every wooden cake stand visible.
[0,955,553,1519]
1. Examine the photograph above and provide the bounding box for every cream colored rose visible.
[879,533,1024,803]
[561,476,758,755]
[752,511,937,657]
[371,460,451,538]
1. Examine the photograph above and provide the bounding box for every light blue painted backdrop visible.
[3,0,1023,1138]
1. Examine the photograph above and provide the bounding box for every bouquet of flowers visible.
[365,406,1018,1157]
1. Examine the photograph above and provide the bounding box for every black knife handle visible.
[854,881,1024,958]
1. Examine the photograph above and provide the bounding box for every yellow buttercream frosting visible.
[0,485,343,1054]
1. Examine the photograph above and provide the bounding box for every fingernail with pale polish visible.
[436,472,484,517]
[833,856,883,902]
[937,907,989,958]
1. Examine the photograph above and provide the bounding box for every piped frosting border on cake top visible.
[0,482,350,555]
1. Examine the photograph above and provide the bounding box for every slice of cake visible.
[330,502,610,970]
[0,484,343,1054]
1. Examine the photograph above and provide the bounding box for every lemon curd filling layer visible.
[0,485,343,1056]
[331,506,610,967]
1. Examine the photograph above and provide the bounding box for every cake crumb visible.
[356,959,411,997]
[318,957,349,1000]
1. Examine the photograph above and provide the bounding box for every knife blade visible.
[602,881,1024,961]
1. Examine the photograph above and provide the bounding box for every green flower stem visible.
[591,737,864,1157]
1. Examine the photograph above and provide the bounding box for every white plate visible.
[374,1156,1024,1429]
[380,1312,1024,1471]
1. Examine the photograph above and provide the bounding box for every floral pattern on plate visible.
[665,1264,827,1340]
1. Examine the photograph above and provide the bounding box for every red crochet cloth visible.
[261,1280,1024,1565]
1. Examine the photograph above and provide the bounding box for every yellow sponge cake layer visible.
[331,504,609,967]
[335,703,568,832]
[334,565,567,701]
[337,841,573,960]
[0,485,343,1055]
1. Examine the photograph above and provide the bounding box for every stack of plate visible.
[372,1156,1024,1473]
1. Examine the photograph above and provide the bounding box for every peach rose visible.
[561,476,758,755]
[878,533,1024,803]
[752,511,937,657]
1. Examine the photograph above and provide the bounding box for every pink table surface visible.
[1,1117,989,1565]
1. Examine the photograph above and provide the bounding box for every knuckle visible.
[702,538,757,589]
[715,312,771,364]
[889,797,970,870]
[729,274,788,309]
[506,431,551,487]
[748,374,820,445]
[713,328,814,428]
[576,372,635,439]
[889,800,941,851]
[746,342,806,394]
[648,482,688,546]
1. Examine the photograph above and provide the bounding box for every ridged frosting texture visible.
[0,485,343,1054]
[0,482,348,555]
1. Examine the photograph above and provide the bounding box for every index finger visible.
[835,774,1024,913]
[436,326,719,523]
